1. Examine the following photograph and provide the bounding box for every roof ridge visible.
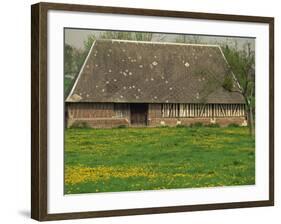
[96,39,221,48]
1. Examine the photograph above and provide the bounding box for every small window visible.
[114,103,128,118]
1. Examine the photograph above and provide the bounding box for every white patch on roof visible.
[120,95,123,98]
[132,85,135,89]
[106,81,110,84]
[169,87,173,90]
[137,89,141,92]
[154,96,158,99]
[123,72,127,76]
[139,65,143,68]
[129,72,132,76]
[185,62,190,67]
[165,80,169,84]
[108,69,112,73]
[102,89,105,92]
[123,86,126,90]
[152,61,158,66]
[68,94,82,102]
[151,78,154,81]
[113,79,117,82]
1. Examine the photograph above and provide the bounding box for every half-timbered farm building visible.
[65,39,247,128]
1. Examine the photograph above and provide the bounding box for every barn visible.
[65,39,247,128]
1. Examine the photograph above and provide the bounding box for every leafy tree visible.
[64,43,88,77]
[135,32,153,41]
[99,31,153,41]
[64,40,93,96]
[176,35,204,44]
[222,75,234,91]
[83,34,96,55]
[64,44,75,75]
[100,31,134,40]
[222,43,255,136]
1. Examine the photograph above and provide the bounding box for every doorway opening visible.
[130,103,148,126]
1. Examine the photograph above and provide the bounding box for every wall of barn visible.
[66,102,247,128]
[148,103,247,127]
[66,103,130,128]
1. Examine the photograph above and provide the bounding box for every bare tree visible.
[222,43,255,136]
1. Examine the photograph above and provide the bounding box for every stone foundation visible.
[67,117,247,128]
[148,117,247,127]
[67,118,130,128]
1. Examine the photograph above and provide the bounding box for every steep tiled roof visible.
[66,39,244,104]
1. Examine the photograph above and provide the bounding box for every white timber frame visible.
[161,103,246,118]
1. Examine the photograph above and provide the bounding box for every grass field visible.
[64,126,255,194]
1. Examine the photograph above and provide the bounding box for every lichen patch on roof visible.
[67,93,82,102]
[152,61,158,66]
[66,39,244,104]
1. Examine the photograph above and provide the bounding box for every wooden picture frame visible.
[31,2,274,221]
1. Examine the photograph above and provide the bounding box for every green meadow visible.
[64,126,255,194]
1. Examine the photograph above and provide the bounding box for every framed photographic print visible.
[31,2,274,221]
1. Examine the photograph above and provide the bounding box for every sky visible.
[65,28,255,52]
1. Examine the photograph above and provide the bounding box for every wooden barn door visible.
[130,103,148,126]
